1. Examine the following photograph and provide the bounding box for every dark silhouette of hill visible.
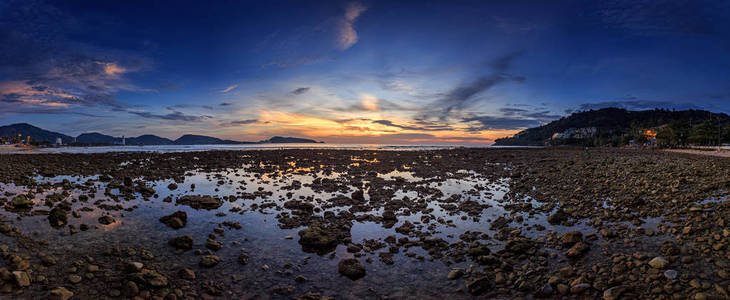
[0,123,323,145]
[494,108,730,146]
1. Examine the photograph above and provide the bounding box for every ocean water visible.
[34,143,541,153]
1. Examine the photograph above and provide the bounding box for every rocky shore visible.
[0,148,727,299]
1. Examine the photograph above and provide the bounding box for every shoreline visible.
[664,148,730,158]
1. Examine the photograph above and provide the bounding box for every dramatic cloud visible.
[290,87,310,95]
[463,116,541,130]
[0,1,147,114]
[220,84,238,93]
[428,51,526,117]
[373,120,452,131]
[129,111,209,122]
[337,2,367,50]
[360,94,378,111]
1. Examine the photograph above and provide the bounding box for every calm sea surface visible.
[34,143,541,153]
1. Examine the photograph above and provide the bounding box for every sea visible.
[33,143,541,153]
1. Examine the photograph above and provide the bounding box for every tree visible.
[689,119,718,146]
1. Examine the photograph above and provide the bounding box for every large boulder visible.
[127,269,168,287]
[298,226,338,254]
[338,258,366,280]
[48,207,69,228]
[168,235,193,250]
[176,195,222,210]
[10,195,33,209]
[466,276,494,295]
[159,211,187,229]
[547,209,569,225]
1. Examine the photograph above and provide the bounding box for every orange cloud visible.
[103,63,126,77]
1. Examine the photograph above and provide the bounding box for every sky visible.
[1,0,729,144]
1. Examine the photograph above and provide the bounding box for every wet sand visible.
[0,148,727,299]
[665,148,730,158]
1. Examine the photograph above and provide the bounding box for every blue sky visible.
[1,0,729,143]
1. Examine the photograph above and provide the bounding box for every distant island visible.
[0,123,322,146]
[494,108,730,147]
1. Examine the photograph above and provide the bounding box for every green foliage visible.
[495,108,730,147]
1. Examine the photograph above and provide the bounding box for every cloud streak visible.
[426,51,526,118]
[220,84,238,93]
[373,120,453,131]
[337,2,367,50]
[290,87,310,95]
[129,111,209,122]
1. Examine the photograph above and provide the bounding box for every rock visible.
[68,274,82,284]
[176,195,222,210]
[694,292,707,300]
[660,241,680,256]
[10,195,33,208]
[536,283,553,297]
[167,183,178,190]
[298,226,338,254]
[468,245,491,257]
[557,283,569,295]
[12,271,30,287]
[338,258,366,280]
[49,287,74,300]
[571,283,591,293]
[108,289,121,297]
[168,235,193,250]
[206,239,223,251]
[565,241,589,257]
[382,210,397,221]
[48,207,69,228]
[547,209,568,225]
[466,276,493,295]
[351,190,364,201]
[490,216,509,230]
[41,255,57,266]
[98,215,115,225]
[199,255,220,268]
[178,268,195,280]
[123,281,139,297]
[159,211,187,229]
[602,285,627,300]
[124,261,144,273]
[237,253,249,265]
[664,269,678,280]
[648,257,669,269]
[503,238,535,254]
[128,269,168,287]
[560,231,583,245]
[447,268,464,280]
[8,255,30,271]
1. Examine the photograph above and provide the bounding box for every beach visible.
[0,148,727,299]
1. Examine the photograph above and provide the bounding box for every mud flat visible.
[0,148,727,299]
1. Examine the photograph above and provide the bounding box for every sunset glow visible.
[1,1,728,144]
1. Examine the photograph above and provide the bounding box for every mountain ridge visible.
[0,123,321,145]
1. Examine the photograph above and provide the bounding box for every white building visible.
[55,137,63,145]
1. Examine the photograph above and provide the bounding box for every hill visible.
[260,136,321,143]
[0,123,325,146]
[76,132,120,144]
[126,135,175,145]
[494,108,730,147]
[174,134,254,145]
[0,123,74,144]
